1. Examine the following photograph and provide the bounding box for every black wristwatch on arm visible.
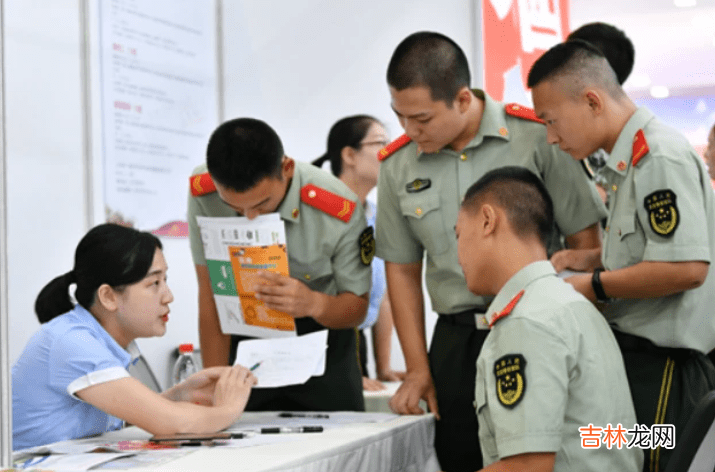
[591,268,610,303]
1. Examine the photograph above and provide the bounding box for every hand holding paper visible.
[254,271,321,319]
[235,330,328,388]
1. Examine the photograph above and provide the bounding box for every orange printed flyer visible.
[196,214,295,338]
[229,244,295,332]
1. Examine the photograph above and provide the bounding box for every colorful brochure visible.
[196,214,296,337]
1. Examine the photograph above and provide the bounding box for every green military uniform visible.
[188,160,371,411]
[599,107,715,472]
[477,261,642,472]
[375,89,607,471]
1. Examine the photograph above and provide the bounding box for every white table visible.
[95,412,440,472]
[364,382,428,414]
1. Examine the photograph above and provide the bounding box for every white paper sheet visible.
[234,330,328,387]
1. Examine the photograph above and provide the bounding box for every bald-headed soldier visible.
[529,40,715,472]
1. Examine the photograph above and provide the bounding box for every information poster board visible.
[89,0,219,235]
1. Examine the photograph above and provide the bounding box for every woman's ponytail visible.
[34,271,76,323]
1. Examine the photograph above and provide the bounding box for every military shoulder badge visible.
[489,290,524,328]
[644,189,679,237]
[378,134,412,161]
[300,184,356,223]
[494,354,527,409]
[359,226,375,266]
[632,129,649,167]
[505,103,544,124]
[190,173,217,197]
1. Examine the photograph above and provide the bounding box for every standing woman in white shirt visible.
[12,223,255,450]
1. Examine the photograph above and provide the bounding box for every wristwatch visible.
[591,268,610,302]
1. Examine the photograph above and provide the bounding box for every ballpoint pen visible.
[249,361,262,371]
[278,412,330,419]
[260,426,324,434]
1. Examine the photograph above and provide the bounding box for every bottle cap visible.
[178,343,194,353]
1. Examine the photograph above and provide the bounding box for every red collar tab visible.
[190,173,217,197]
[489,290,525,328]
[378,134,412,161]
[631,129,649,167]
[300,184,356,223]
[505,103,544,124]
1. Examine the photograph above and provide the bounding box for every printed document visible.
[196,214,296,338]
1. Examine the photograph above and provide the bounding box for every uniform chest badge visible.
[406,178,431,193]
[494,354,526,409]
[644,189,679,237]
[359,226,375,266]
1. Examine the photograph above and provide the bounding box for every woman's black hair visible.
[311,115,381,177]
[34,223,163,323]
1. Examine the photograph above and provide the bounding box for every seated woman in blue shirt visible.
[12,223,256,450]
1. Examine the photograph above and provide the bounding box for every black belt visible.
[613,330,701,360]
[438,307,487,327]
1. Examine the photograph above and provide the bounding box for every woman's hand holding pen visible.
[213,365,257,414]
[163,366,226,405]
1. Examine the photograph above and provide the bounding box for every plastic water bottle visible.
[172,343,197,386]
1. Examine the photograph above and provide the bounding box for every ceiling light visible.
[674,0,697,7]
[650,86,670,99]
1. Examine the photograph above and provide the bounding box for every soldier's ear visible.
[481,203,498,236]
[585,90,604,115]
[455,86,473,114]
[282,157,295,179]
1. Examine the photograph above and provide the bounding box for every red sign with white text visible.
[482,0,570,104]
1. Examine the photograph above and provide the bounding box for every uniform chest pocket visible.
[290,257,333,292]
[607,214,645,269]
[399,193,450,255]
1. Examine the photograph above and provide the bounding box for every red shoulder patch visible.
[378,134,412,161]
[504,103,544,124]
[489,290,525,328]
[301,184,356,223]
[632,129,649,167]
[190,173,217,197]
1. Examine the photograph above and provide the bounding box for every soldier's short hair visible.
[567,22,635,85]
[527,39,624,100]
[206,118,284,192]
[387,31,471,105]
[461,166,554,248]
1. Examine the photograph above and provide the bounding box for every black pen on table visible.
[261,426,324,434]
[279,412,330,419]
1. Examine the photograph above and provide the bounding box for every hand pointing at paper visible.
[253,270,369,329]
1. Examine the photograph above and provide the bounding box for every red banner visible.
[482,0,570,103]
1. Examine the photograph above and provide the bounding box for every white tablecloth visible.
[363,382,428,414]
[96,412,440,472]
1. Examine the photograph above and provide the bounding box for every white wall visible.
[5,0,474,389]
[5,0,86,364]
